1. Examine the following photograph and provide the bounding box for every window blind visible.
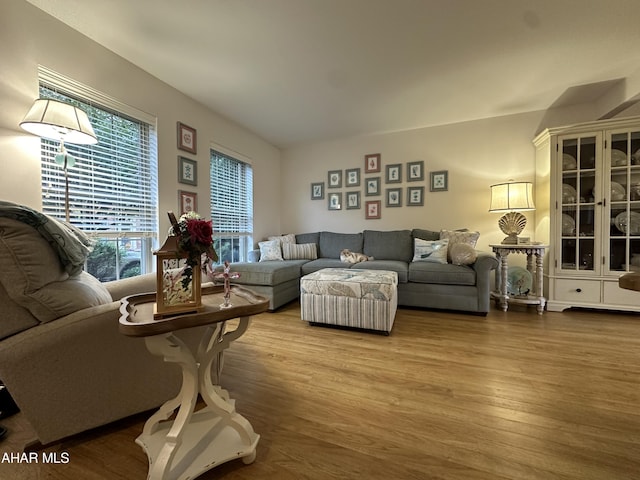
[210,150,253,236]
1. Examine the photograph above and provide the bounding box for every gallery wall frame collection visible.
[310,153,448,218]
[176,121,198,214]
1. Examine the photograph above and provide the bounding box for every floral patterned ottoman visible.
[300,268,398,334]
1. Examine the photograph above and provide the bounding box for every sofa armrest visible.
[103,272,157,301]
[472,251,499,274]
[471,251,499,312]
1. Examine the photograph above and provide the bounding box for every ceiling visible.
[25,0,640,148]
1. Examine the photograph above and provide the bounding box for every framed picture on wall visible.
[346,191,361,210]
[407,186,424,206]
[385,164,402,184]
[328,170,342,188]
[177,122,197,154]
[178,190,197,215]
[386,188,402,207]
[365,200,381,219]
[345,168,361,187]
[430,170,448,192]
[311,182,325,200]
[407,161,424,181]
[178,156,197,186]
[328,192,342,210]
[365,177,381,196]
[364,153,381,173]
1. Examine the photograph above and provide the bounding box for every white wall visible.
[0,0,282,241]
[281,105,600,254]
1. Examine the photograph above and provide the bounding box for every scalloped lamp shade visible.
[19,99,98,145]
[489,182,535,244]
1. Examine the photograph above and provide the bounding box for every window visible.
[38,67,158,281]
[210,149,253,263]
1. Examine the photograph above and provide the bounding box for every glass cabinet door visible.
[558,134,599,272]
[606,130,640,274]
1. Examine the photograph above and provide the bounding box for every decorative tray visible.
[119,285,269,337]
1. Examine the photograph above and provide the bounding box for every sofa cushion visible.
[363,230,413,262]
[412,238,449,264]
[412,228,440,241]
[301,258,348,275]
[409,261,476,286]
[283,242,318,260]
[295,232,320,245]
[318,232,363,258]
[217,260,306,286]
[258,240,283,261]
[350,260,409,283]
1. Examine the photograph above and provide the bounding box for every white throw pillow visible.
[412,238,449,264]
[258,240,283,261]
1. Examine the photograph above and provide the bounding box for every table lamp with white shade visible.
[489,181,535,244]
[20,99,98,222]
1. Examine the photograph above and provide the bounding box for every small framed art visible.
[345,168,361,187]
[178,156,197,186]
[177,122,197,154]
[311,182,324,200]
[346,191,361,210]
[407,161,424,182]
[178,190,197,215]
[407,186,425,206]
[365,153,381,173]
[365,177,381,196]
[328,170,342,189]
[365,200,381,219]
[328,192,342,210]
[430,170,448,192]
[386,188,402,207]
[386,164,402,184]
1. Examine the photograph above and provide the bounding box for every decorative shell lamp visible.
[489,181,535,244]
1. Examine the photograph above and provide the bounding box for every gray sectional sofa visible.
[215,229,498,314]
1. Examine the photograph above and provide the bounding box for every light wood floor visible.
[2,302,640,480]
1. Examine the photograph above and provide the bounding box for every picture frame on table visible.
[178,190,198,215]
[364,153,381,173]
[177,122,197,154]
[385,164,402,184]
[311,182,325,200]
[386,188,402,207]
[430,170,448,192]
[365,177,381,196]
[346,191,361,210]
[178,156,198,186]
[328,192,342,210]
[328,170,342,189]
[407,186,424,206]
[365,200,381,219]
[407,161,424,182]
[345,168,361,187]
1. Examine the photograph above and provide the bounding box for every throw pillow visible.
[282,242,318,260]
[412,238,449,264]
[258,240,283,261]
[267,233,296,246]
[449,243,477,265]
[439,229,480,263]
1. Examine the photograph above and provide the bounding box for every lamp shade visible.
[489,181,535,213]
[19,99,98,145]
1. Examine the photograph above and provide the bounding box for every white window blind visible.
[38,67,158,236]
[210,150,253,263]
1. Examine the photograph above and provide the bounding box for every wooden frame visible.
[430,170,448,192]
[407,186,424,206]
[328,170,342,189]
[328,192,342,210]
[177,122,197,154]
[178,156,198,186]
[311,182,325,200]
[345,168,361,187]
[365,177,381,196]
[346,191,361,210]
[407,161,424,182]
[365,200,381,219]
[386,188,402,207]
[178,190,198,215]
[364,153,381,173]
[386,164,402,184]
